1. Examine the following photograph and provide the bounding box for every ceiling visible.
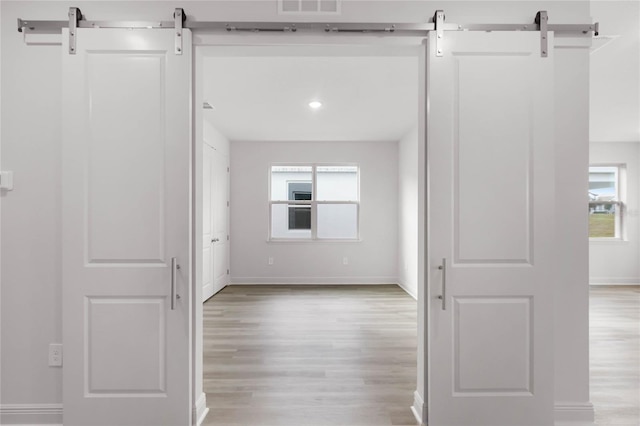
[201,2,640,145]
[202,45,419,142]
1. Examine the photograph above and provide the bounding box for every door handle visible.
[437,258,447,310]
[211,238,219,243]
[170,257,181,310]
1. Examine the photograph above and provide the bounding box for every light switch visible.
[0,171,13,190]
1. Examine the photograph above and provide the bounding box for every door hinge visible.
[227,167,230,173]
[227,269,230,275]
[227,201,230,207]
[227,235,229,241]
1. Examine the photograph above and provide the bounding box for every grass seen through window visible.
[589,214,615,238]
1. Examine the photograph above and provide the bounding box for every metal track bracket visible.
[434,10,445,57]
[536,11,548,58]
[68,7,82,55]
[174,8,185,55]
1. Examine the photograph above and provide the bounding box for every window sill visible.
[589,238,629,245]
[267,239,362,244]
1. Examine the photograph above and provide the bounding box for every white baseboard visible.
[589,277,640,285]
[554,402,595,425]
[194,392,209,426]
[410,391,425,426]
[230,276,398,285]
[0,403,63,425]
[397,281,418,300]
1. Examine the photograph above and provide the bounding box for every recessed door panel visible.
[86,297,166,394]
[453,297,532,395]
[86,54,166,265]
[454,56,533,264]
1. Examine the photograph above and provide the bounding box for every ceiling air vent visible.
[279,0,341,15]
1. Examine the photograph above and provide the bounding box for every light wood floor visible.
[203,285,640,426]
[202,285,418,426]
[590,286,640,426]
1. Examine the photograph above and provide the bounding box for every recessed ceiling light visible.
[309,101,322,109]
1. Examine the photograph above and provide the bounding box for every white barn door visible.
[62,28,192,425]
[427,32,555,425]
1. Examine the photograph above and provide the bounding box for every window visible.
[589,165,625,239]
[270,165,359,240]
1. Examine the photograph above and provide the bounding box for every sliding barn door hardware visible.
[18,7,599,58]
[174,8,185,55]
[67,7,81,54]
[536,11,549,57]
[434,10,444,57]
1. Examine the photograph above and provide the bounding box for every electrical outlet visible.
[268,257,274,265]
[49,343,63,367]
[343,257,349,265]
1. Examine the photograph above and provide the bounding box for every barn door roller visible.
[536,11,549,58]
[67,7,81,54]
[434,10,444,57]
[174,8,185,55]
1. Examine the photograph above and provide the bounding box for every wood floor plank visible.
[203,284,640,426]
[203,285,419,426]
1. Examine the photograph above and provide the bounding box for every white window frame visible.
[588,164,627,241]
[268,163,360,242]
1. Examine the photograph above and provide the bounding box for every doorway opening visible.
[195,43,422,425]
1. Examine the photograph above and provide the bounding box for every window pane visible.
[317,203,358,239]
[589,166,619,238]
[316,166,358,201]
[589,204,616,238]
[271,204,311,239]
[589,166,617,201]
[288,205,311,230]
[271,166,312,201]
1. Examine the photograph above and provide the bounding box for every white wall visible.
[0,1,593,425]
[1,1,64,416]
[230,141,398,284]
[204,117,230,156]
[398,126,418,299]
[590,1,640,143]
[553,43,593,422]
[589,142,640,284]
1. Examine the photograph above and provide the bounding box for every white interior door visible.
[202,144,229,301]
[62,28,192,426]
[211,149,230,295]
[202,144,214,301]
[427,31,555,425]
